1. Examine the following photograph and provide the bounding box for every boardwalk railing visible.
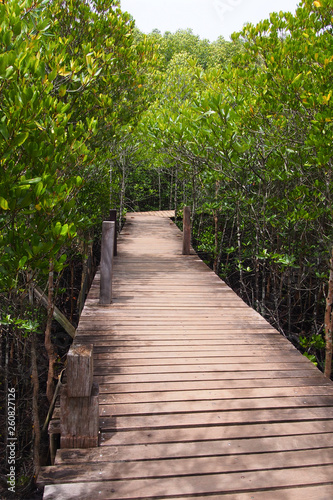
[58,216,117,451]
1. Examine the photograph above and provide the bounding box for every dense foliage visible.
[135,0,333,376]
[0,0,156,495]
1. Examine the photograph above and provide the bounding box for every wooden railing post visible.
[182,206,191,255]
[100,221,115,304]
[109,209,118,257]
[60,344,99,448]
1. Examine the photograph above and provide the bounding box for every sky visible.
[120,0,301,41]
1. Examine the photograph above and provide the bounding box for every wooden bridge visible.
[39,211,333,499]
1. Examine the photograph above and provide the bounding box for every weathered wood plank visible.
[93,349,300,360]
[100,396,333,417]
[100,420,333,446]
[43,465,333,500]
[95,369,325,384]
[93,362,314,374]
[38,447,333,485]
[99,385,333,404]
[99,407,333,431]
[98,377,333,395]
[52,434,333,465]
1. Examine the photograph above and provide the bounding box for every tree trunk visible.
[169,167,173,210]
[119,152,126,228]
[70,260,74,323]
[174,167,178,218]
[109,159,113,209]
[191,172,196,216]
[183,180,187,205]
[45,261,56,403]
[31,332,40,477]
[213,180,221,274]
[213,211,219,274]
[158,168,162,211]
[324,247,333,378]
[236,204,244,295]
[216,217,228,275]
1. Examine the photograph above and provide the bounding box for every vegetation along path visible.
[39,211,333,499]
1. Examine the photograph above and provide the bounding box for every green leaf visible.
[13,21,22,36]
[12,132,29,147]
[19,177,42,185]
[292,73,302,84]
[60,224,69,237]
[0,197,9,210]
[0,123,9,140]
[48,68,57,82]
[53,222,62,236]
[18,256,28,268]
[35,181,44,196]
[59,85,66,97]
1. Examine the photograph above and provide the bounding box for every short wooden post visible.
[100,221,115,304]
[60,344,99,448]
[109,209,118,256]
[182,206,191,255]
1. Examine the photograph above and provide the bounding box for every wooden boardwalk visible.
[40,211,333,499]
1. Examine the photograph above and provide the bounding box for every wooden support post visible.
[182,206,191,255]
[109,209,118,257]
[100,221,115,304]
[60,344,99,448]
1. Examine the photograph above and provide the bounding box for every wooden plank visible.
[38,448,333,485]
[98,377,333,394]
[93,349,300,360]
[100,421,333,446]
[100,396,333,418]
[99,385,333,404]
[43,465,333,500]
[99,407,333,431]
[84,339,288,347]
[54,434,333,464]
[93,351,305,363]
[95,369,325,385]
[93,362,313,374]
[77,329,282,336]
[121,486,333,500]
